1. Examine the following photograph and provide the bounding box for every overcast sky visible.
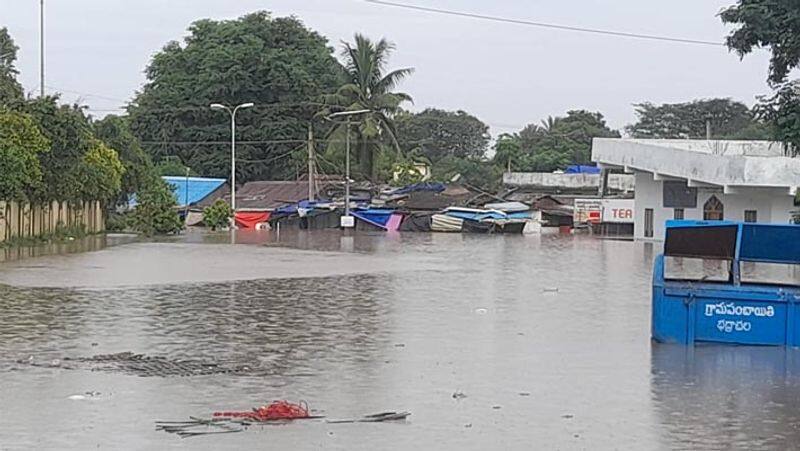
[1,0,774,135]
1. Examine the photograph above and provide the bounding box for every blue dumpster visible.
[652,220,800,346]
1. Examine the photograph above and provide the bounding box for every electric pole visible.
[307,123,316,201]
[40,0,45,96]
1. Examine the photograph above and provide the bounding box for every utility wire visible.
[363,0,726,47]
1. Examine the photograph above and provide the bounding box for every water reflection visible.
[651,343,800,449]
[0,233,137,263]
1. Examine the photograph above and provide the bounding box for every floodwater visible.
[1,230,799,450]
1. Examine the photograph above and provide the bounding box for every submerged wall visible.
[0,200,104,243]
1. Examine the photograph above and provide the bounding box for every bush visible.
[131,177,183,236]
[203,199,232,231]
[105,212,130,232]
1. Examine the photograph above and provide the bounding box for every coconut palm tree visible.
[322,34,413,181]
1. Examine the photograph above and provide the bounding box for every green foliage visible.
[23,97,95,202]
[321,34,413,181]
[395,109,489,162]
[128,12,344,182]
[93,115,153,205]
[0,222,87,248]
[202,199,232,230]
[105,212,131,232]
[499,110,619,173]
[0,27,23,105]
[721,0,800,85]
[627,98,769,139]
[154,156,193,177]
[432,155,501,191]
[131,176,183,236]
[0,110,49,201]
[80,139,125,202]
[755,81,800,156]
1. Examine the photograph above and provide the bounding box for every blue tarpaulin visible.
[352,208,396,228]
[565,165,600,174]
[163,176,226,206]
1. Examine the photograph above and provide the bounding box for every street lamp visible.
[325,109,371,228]
[210,102,254,213]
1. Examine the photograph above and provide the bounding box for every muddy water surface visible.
[1,230,799,450]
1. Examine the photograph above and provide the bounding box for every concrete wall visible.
[0,200,104,243]
[633,171,796,240]
[503,172,634,192]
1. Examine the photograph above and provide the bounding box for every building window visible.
[644,208,654,238]
[744,210,757,223]
[674,208,684,220]
[703,195,724,221]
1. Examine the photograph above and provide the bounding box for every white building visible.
[592,138,800,240]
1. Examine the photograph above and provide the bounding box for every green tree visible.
[128,12,344,182]
[432,155,501,191]
[492,133,524,171]
[322,34,413,181]
[722,2,800,151]
[395,108,489,162]
[755,81,800,156]
[154,156,193,177]
[626,98,768,139]
[515,110,619,172]
[722,0,800,85]
[93,115,153,205]
[202,199,232,230]
[131,176,183,236]
[0,27,23,105]
[80,139,125,202]
[0,110,49,200]
[24,97,95,202]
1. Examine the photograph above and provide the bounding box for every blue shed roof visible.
[162,176,227,206]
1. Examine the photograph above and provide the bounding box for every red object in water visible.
[213,400,309,421]
[234,211,271,229]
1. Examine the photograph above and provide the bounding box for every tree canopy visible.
[626,98,770,139]
[722,0,800,85]
[395,109,489,162]
[127,12,344,183]
[497,110,619,173]
[93,115,153,205]
[0,110,49,201]
[321,34,413,181]
[0,27,24,105]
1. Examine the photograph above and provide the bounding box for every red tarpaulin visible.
[235,211,271,229]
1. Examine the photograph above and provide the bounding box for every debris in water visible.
[475,308,488,315]
[562,414,574,419]
[464,423,473,428]
[327,411,411,424]
[213,400,312,421]
[68,391,102,401]
[543,287,559,293]
[492,405,502,410]
[452,391,467,400]
[394,343,406,348]
[518,392,531,397]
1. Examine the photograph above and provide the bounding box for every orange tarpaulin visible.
[235,211,271,229]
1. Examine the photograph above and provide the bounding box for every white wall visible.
[633,171,797,240]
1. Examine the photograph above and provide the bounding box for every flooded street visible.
[2,231,800,450]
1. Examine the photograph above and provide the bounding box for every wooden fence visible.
[0,200,104,243]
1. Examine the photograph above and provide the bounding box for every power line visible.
[363,0,726,47]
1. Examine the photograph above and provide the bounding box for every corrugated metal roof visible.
[162,176,227,207]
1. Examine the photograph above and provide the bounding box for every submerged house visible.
[592,138,800,240]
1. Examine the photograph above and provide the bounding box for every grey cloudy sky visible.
[1,0,774,135]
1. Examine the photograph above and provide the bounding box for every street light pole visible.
[325,109,371,228]
[210,102,254,214]
[40,0,44,96]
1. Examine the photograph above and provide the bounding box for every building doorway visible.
[703,195,724,220]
